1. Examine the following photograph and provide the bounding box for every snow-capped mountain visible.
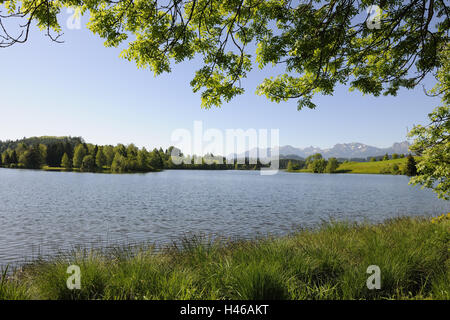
[280,141,411,159]
[232,141,411,160]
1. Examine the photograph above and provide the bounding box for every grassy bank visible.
[1,215,449,300]
[41,166,111,173]
[7,166,162,174]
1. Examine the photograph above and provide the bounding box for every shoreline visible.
[1,215,448,300]
[0,165,407,176]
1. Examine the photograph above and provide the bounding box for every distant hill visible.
[279,154,305,160]
[0,136,84,153]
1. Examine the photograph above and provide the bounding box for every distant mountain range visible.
[0,136,411,161]
[232,141,411,160]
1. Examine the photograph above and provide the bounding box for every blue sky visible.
[0,13,442,152]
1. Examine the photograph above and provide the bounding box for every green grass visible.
[41,166,69,172]
[42,166,108,173]
[4,166,160,174]
[1,215,449,300]
[335,158,409,174]
[290,158,411,174]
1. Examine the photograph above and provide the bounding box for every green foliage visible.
[335,158,409,175]
[61,153,72,169]
[85,144,96,158]
[0,266,29,300]
[73,144,87,169]
[2,217,448,300]
[148,149,164,169]
[1,1,447,109]
[137,148,150,171]
[100,146,113,167]
[18,145,43,169]
[286,160,294,172]
[405,154,418,177]
[46,142,68,167]
[1,143,49,169]
[0,136,175,173]
[308,157,327,173]
[325,157,338,173]
[391,163,400,175]
[408,105,450,199]
[0,136,82,154]
[305,153,323,166]
[383,153,389,161]
[1,151,11,166]
[115,144,127,157]
[38,144,47,163]
[81,155,96,172]
[408,48,450,200]
[95,147,106,168]
[279,158,304,170]
[111,152,126,173]
[9,150,17,164]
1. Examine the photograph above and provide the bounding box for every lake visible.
[0,168,448,267]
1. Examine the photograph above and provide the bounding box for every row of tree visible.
[1,144,48,169]
[0,136,293,172]
[0,137,168,173]
[0,137,420,175]
[286,154,338,173]
[369,153,406,162]
[308,154,338,173]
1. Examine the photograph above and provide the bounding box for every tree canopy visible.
[0,0,448,108]
[408,44,449,199]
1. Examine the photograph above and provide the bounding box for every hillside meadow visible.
[335,158,409,174]
[292,158,413,175]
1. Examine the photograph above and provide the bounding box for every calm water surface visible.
[0,168,448,266]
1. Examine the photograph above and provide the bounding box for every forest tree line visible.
[0,136,295,172]
[0,137,166,173]
[1,137,416,174]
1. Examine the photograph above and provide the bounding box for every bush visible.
[391,164,400,175]
[405,155,418,176]
[309,159,327,173]
[325,158,338,173]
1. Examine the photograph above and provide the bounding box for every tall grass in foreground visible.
[1,216,448,300]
